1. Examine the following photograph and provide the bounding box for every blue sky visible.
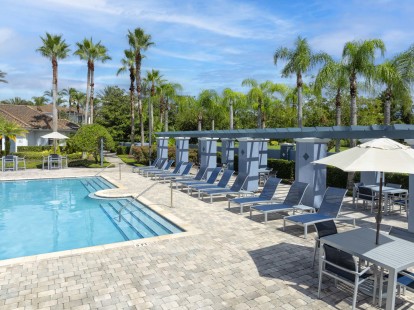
[1,0,413,101]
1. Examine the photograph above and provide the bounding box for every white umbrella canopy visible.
[312,138,414,245]
[41,132,69,140]
[313,138,414,174]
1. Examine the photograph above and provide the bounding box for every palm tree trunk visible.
[257,100,262,129]
[297,72,303,128]
[229,101,234,130]
[335,88,342,152]
[198,113,202,131]
[164,98,168,132]
[135,53,145,146]
[129,67,136,155]
[84,64,91,124]
[89,62,95,124]
[349,74,357,147]
[52,58,58,133]
[384,88,392,125]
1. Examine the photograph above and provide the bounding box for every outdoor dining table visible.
[360,185,408,214]
[320,227,414,310]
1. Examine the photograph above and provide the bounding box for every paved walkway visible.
[0,161,412,309]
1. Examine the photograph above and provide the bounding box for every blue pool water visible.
[0,177,182,260]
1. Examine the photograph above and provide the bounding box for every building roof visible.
[0,104,79,131]
[36,105,84,114]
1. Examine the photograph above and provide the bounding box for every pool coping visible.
[0,175,201,267]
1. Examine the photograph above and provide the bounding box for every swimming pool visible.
[0,177,182,260]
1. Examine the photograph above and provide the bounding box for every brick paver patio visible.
[0,162,412,309]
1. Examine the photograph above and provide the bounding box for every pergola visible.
[155,124,414,231]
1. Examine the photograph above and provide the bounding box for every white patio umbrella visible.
[313,138,414,244]
[41,132,69,153]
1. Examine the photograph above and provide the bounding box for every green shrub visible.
[268,159,295,181]
[18,146,50,152]
[116,145,130,155]
[326,166,348,188]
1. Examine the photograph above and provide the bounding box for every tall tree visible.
[74,38,111,124]
[342,39,385,144]
[0,70,7,83]
[37,33,70,135]
[117,49,136,152]
[144,69,165,135]
[197,89,220,131]
[222,88,242,130]
[159,82,183,131]
[127,28,154,145]
[32,95,49,106]
[274,36,330,127]
[314,58,348,151]
[375,48,414,125]
[242,79,287,129]
[44,89,68,106]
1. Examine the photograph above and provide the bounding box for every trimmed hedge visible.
[326,166,348,188]
[116,145,130,155]
[18,146,51,152]
[268,159,295,181]
[12,151,83,160]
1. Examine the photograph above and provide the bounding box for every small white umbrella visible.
[41,132,69,153]
[313,138,414,244]
[41,132,69,140]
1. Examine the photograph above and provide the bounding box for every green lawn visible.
[117,154,138,166]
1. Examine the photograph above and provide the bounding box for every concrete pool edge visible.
[0,174,201,267]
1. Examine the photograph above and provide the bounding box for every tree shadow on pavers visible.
[247,242,389,309]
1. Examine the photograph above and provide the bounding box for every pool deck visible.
[0,162,413,309]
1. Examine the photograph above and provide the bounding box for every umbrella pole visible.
[375,172,383,245]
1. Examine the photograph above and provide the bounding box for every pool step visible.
[82,177,113,193]
[99,200,177,241]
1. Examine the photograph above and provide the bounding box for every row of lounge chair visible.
[135,158,354,238]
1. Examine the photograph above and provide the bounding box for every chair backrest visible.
[156,158,167,169]
[206,167,223,184]
[50,154,60,159]
[389,226,414,243]
[317,187,347,218]
[216,169,235,188]
[151,158,160,166]
[5,155,14,160]
[283,181,309,206]
[163,159,174,170]
[314,220,338,239]
[180,163,193,176]
[358,186,375,199]
[229,173,248,191]
[194,166,208,181]
[386,183,402,189]
[323,244,357,277]
[259,177,282,200]
[171,161,184,174]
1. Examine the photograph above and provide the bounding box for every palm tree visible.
[0,70,7,83]
[117,49,136,150]
[32,95,49,106]
[274,36,330,127]
[44,89,68,106]
[74,38,111,124]
[37,33,70,135]
[242,79,287,129]
[0,118,28,155]
[159,82,183,131]
[375,48,414,125]
[197,90,220,130]
[314,58,348,151]
[342,39,386,144]
[222,88,242,130]
[128,28,154,145]
[144,69,165,135]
